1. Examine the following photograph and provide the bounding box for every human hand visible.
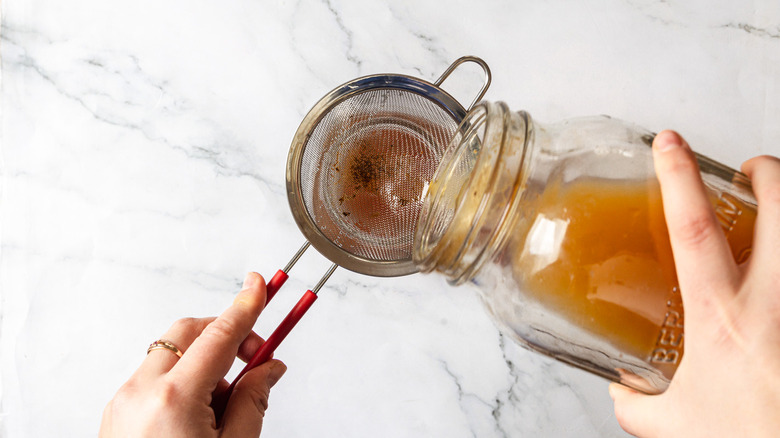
[99,272,287,438]
[609,130,780,437]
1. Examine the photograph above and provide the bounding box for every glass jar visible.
[413,101,757,393]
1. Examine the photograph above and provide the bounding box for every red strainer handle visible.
[212,290,317,423]
[212,263,337,425]
[265,269,288,303]
[265,242,310,304]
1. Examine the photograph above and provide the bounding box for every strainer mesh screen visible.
[299,88,459,262]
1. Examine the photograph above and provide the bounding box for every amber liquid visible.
[513,178,755,378]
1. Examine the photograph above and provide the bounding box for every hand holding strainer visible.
[212,56,491,422]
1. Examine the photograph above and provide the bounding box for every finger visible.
[215,378,230,396]
[210,332,266,397]
[609,383,661,437]
[211,332,266,406]
[652,131,740,304]
[140,323,263,381]
[237,330,265,363]
[741,155,780,264]
[168,272,267,392]
[138,317,216,378]
[220,360,286,437]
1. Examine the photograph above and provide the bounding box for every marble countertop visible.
[2,1,779,436]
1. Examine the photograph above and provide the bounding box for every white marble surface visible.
[2,1,779,436]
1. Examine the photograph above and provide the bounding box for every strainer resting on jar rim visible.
[288,55,491,277]
[212,56,492,422]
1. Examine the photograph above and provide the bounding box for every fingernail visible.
[267,361,287,388]
[608,383,618,401]
[242,272,257,289]
[654,130,683,152]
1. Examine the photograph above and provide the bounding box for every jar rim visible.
[412,103,488,274]
[413,101,532,283]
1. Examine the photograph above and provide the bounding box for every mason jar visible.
[413,101,756,393]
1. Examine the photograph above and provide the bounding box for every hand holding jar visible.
[609,131,780,437]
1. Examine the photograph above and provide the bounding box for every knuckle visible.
[662,152,699,176]
[673,212,719,248]
[764,272,780,311]
[612,404,629,430]
[202,317,242,342]
[170,317,200,333]
[102,398,118,420]
[233,369,273,416]
[110,378,143,407]
[611,400,642,437]
[152,378,183,407]
[117,377,140,395]
[757,183,780,206]
[245,384,271,415]
[756,154,780,166]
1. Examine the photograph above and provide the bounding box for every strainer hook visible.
[434,55,492,110]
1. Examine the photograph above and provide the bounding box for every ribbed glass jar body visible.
[414,101,756,393]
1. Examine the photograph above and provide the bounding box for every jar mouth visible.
[413,103,487,273]
[413,101,531,283]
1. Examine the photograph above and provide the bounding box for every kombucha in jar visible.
[414,101,757,393]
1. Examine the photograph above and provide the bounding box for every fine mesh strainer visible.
[213,56,491,421]
[288,55,491,276]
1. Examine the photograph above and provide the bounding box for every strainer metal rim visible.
[285,73,469,277]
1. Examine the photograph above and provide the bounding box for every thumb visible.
[220,359,287,437]
[609,383,662,437]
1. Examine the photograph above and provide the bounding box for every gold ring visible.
[147,339,183,358]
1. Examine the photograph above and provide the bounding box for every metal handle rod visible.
[283,241,311,272]
[434,55,492,110]
[311,263,338,294]
[266,241,311,304]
